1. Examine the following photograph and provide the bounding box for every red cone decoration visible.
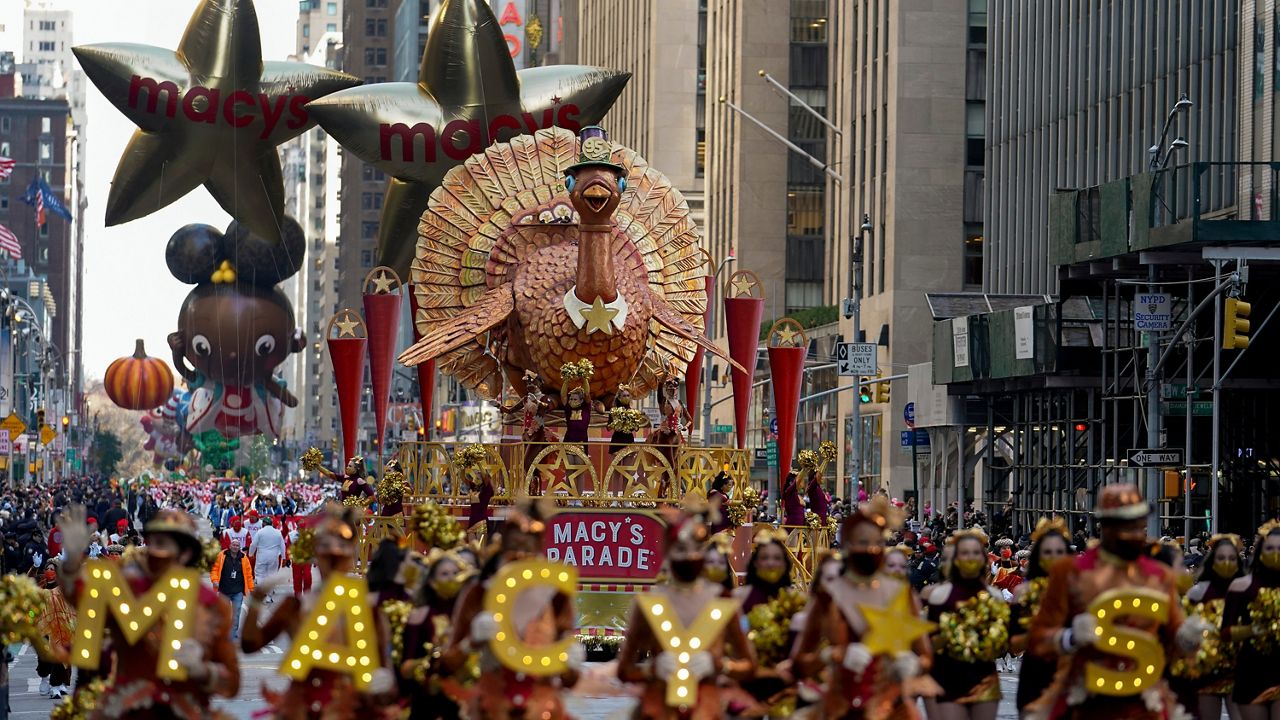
[406,283,437,439]
[722,270,765,449]
[684,275,713,432]
[326,309,368,465]
[362,267,403,456]
[767,319,807,479]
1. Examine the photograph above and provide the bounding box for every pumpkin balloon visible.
[105,339,175,411]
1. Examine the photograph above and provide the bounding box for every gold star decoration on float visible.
[859,586,936,657]
[335,316,360,338]
[304,0,631,275]
[72,0,359,241]
[580,297,620,335]
[731,275,756,297]
[370,271,397,294]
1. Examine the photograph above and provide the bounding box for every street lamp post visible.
[847,215,869,503]
[701,255,737,444]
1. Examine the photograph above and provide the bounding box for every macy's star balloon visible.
[72,0,359,242]
[306,0,630,276]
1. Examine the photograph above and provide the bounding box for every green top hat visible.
[565,125,625,174]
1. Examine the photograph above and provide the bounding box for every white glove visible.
[565,642,586,671]
[1064,613,1098,651]
[56,505,90,559]
[654,651,677,679]
[367,667,395,695]
[889,651,921,680]
[173,640,208,680]
[1175,616,1211,653]
[470,611,499,643]
[842,642,873,674]
[686,651,715,680]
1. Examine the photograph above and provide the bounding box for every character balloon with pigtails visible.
[165,218,306,439]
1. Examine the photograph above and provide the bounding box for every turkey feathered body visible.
[408,127,708,402]
[507,235,654,394]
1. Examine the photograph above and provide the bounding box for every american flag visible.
[0,224,22,260]
[34,183,45,227]
[0,157,14,180]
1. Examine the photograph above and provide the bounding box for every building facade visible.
[985,0,1243,295]
[297,0,344,57]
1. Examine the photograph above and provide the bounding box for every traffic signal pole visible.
[1211,259,1222,534]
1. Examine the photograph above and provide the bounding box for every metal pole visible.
[1184,269,1193,544]
[1210,259,1223,533]
[1145,265,1162,538]
[719,97,844,184]
[850,218,867,501]
[757,71,842,136]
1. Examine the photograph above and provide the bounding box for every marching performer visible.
[1180,533,1243,720]
[240,504,396,719]
[1028,484,1205,719]
[1223,521,1280,718]
[57,506,240,720]
[793,497,932,719]
[1009,517,1070,717]
[442,499,583,719]
[617,503,756,719]
[397,549,470,720]
[925,526,1007,720]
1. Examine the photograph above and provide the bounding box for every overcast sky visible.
[6,0,301,380]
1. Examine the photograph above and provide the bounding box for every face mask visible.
[703,565,728,583]
[1107,538,1146,562]
[146,548,177,578]
[844,550,882,576]
[1260,550,1280,571]
[1213,560,1238,579]
[670,558,705,583]
[955,558,985,579]
[431,578,463,600]
[756,567,785,585]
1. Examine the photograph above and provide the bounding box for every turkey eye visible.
[618,176,626,192]
[192,335,212,357]
[255,335,276,357]
[565,175,575,192]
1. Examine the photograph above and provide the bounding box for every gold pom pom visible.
[796,449,819,471]
[452,444,487,470]
[607,406,647,433]
[937,590,1011,663]
[383,599,414,665]
[300,447,325,473]
[0,574,44,646]
[1249,587,1280,654]
[289,527,316,565]
[747,587,807,665]
[377,470,410,505]
[818,440,837,464]
[1172,597,1234,679]
[411,500,464,550]
[51,677,107,720]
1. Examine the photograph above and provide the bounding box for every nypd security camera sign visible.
[1134,293,1172,332]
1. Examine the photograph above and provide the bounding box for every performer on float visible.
[648,374,689,480]
[505,371,558,477]
[442,499,582,719]
[792,496,931,719]
[606,383,643,456]
[733,527,797,613]
[1028,484,1205,719]
[807,466,831,525]
[240,504,396,719]
[1009,517,1069,717]
[925,526,1006,719]
[560,361,593,451]
[703,531,737,594]
[397,549,471,720]
[318,456,375,509]
[705,470,732,535]
[1180,533,1243,720]
[1223,521,1280,718]
[616,502,756,719]
[780,470,806,526]
[377,458,410,517]
[56,506,240,719]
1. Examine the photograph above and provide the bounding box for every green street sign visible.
[713,424,733,433]
[1163,401,1213,417]
[765,440,778,467]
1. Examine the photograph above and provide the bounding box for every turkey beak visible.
[582,182,612,213]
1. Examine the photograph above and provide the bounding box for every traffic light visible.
[417,425,426,438]
[858,378,873,404]
[36,408,44,427]
[1223,297,1251,349]
[874,374,890,404]
[61,415,69,429]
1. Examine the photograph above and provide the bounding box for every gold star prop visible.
[370,271,396,294]
[776,325,799,346]
[73,0,358,242]
[305,0,630,275]
[731,275,756,297]
[335,317,360,338]
[580,297,620,335]
[859,586,936,657]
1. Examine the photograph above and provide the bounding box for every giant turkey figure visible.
[399,126,737,403]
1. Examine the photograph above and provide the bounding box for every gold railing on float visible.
[394,441,753,506]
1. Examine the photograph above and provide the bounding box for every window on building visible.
[695,129,705,178]
[963,225,983,288]
[968,0,987,46]
[377,19,387,36]
[302,44,310,53]
[300,0,314,10]
[40,20,56,31]
[965,102,985,167]
[376,48,387,65]
[361,250,373,267]
[362,221,378,238]
[786,190,824,236]
[1,117,9,133]
[39,140,51,161]
[420,0,431,17]
[38,41,54,51]
[0,141,9,157]
[41,117,51,134]
[302,25,310,37]
[365,18,376,36]
[40,224,49,238]
[326,23,336,32]
[0,193,7,211]
[366,0,387,7]
[327,1,337,14]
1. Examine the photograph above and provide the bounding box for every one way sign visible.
[1128,448,1184,467]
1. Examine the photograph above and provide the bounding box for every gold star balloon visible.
[306,0,630,276]
[73,0,360,242]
